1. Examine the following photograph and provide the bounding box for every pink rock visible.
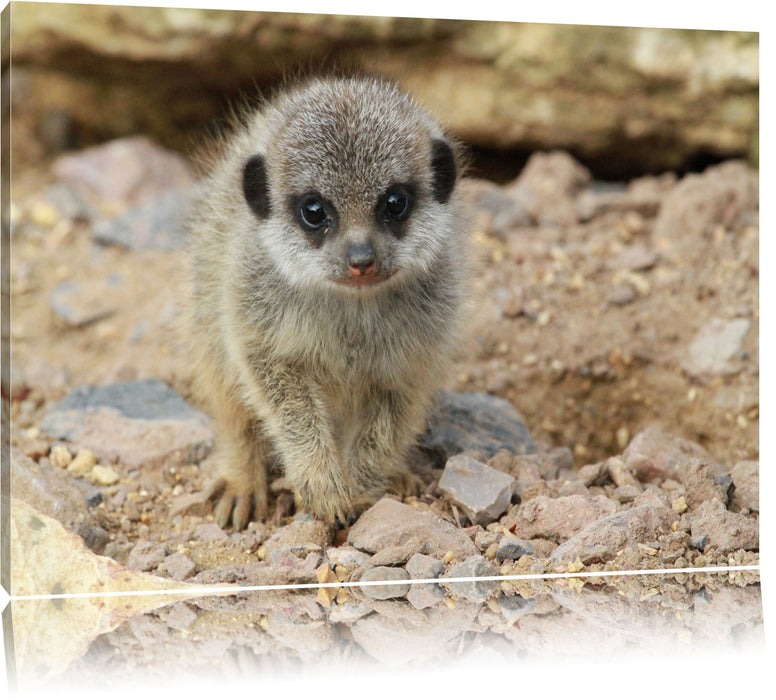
[506,494,618,542]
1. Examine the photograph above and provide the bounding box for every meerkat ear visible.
[430,138,457,204]
[243,154,271,218]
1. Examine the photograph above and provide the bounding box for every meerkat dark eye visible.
[378,184,414,230]
[296,195,332,232]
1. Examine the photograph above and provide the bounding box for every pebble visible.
[730,460,758,512]
[681,317,751,380]
[91,464,120,485]
[440,555,499,603]
[162,553,197,581]
[608,284,636,306]
[496,535,534,561]
[498,594,536,620]
[49,444,73,468]
[690,499,758,554]
[506,494,618,541]
[359,566,411,600]
[263,518,330,560]
[437,455,515,526]
[405,553,444,580]
[127,540,170,572]
[194,522,229,542]
[550,505,673,565]
[165,602,198,631]
[678,459,728,508]
[348,498,479,560]
[66,449,97,476]
[407,582,446,610]
[421,391,536,461]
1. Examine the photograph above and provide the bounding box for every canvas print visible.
[1,1,762,691]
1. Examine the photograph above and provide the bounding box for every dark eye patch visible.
[430,139,457,204]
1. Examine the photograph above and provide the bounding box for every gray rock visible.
[613,244,659,271]
[623,427,726,482]
[406,553,445,580]
[53,135,194,205]
[608,284,636,306]
[681,317,751,380]
[440,555,499,603]
[40,378,213,469]
[165,602,198,631]
[550,505,674,564]
[127,540,170,572]
[690,499,758,553]
[10,447,108,553]
[437,455,515,526]
[162,553,197,580]
[348,498,478,560]
[730,460,758,512]
[496,535,534,561]
[93,189,192,251]
[263,517,331,561]
[421,391,536,461]
[359,566,411,600]
[498,593,536,620]
[43,182,97,221]
[407,582,445,610]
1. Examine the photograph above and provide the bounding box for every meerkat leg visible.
[346,387,426,504]
[209,399,271,530]
[244,357,357,524]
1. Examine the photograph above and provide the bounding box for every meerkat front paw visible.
[205,471,269,531]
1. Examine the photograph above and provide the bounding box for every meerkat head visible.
[238,76,462,294]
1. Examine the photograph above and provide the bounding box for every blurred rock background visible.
[5,3,759,180]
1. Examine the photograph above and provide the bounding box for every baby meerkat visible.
[186,75,469,529]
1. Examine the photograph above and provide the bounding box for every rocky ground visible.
[7,134,761,680]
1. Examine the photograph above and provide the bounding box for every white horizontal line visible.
[9,564,760,602]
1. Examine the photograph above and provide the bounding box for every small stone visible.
[690,499,758,553]
[369,540,423,566]
[678,459,727,508]
[608,284,636,306]
[441,555,498,603]
[127,540,170,572]
[405,553,444,580]
[66,449,97,476]
[498,594,536,620]
[407,582,445,610]
[169,491,212,518]
[359,566,410,599]
[348,498,478,560]
[730,461,758,512]
[623,427,726,482]
[437,455,515,526]
[49,444,73,469]
[496,535,534,561]
[672,496,689,513]
[550,505,674,565]
[162,553,197,580]
[614,244,659,271]
[689,534,708,551]
[193,522,228,542]
[166,602,197,631]
[421,391,536,461]
[505,494,618,542]
[326,546,372,569]
[91,465,120,485]
[681,317,751,380]
[263,518,330,560]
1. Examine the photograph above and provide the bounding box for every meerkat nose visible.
[346,243,377,277]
